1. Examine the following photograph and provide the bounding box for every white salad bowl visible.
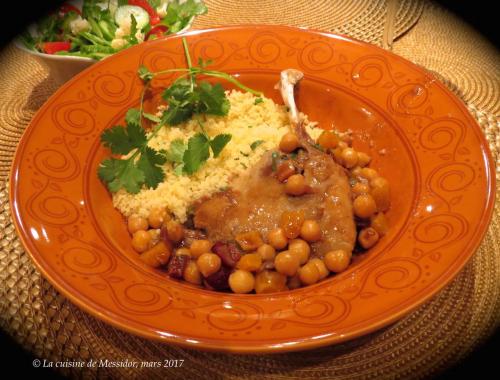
[14,40,95,85]
[14,5,195,86]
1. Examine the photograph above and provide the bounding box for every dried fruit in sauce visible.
[167,254,189,279]
[140,241,173,268]
[235,231,264,251]
[212,241,242,267]
[204,265,231,290]
[279,210,305,239]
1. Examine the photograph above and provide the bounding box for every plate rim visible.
[9,24,497,353]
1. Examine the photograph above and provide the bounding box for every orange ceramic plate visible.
[10,26,495,353]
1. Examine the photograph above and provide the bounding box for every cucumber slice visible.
[115,5,150,30]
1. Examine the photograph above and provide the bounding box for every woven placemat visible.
[192,0,424,48]
[1,0,499,379]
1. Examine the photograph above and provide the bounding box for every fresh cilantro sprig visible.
[163,131,231,175]
[98,109,166,193]
[98,38,260,194]
[137,39,261,97]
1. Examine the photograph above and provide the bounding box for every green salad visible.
[20,0,207,60]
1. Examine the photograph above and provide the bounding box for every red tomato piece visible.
[59,3,82,16]
[43,41,72,54]
[128,0,161,25]
[146,25,169,40]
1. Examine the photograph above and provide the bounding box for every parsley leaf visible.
[162,78,192,101]
[161,79,230,125]
[97,158,121,183]
[173,163,185,176]
[100,122,146,155]
[198,57,213,68]
[162,103,194,125]
[137,147,167,188]
[125,108,141,127]
[99,106,167,193]
[143,112,161,123]
[197,82,230,116]
[183,133,210,174]
[250,140,264,150]
[254,97,264,105]
[165,139,187,163]
[138,66,154,83]
[98,158,145,194]
[161,79,195,125]
[210,134,232,158]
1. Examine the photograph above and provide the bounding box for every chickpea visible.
[341,148,358,168]
[257,244,276,261]
[300,219,322,242]
[353,194,377,219]
[267,228,288,250]
[175,247,192,257]
[352,182,370,196]
[165,220,184,244]
[317,130,339,149]
[132,230,151,253]
[358,227,380,249]
[237,253,262,272]
[338,141,348,150]
[197,253,221,277]
[279,133,300,153]
[280,210,305,239]
[148,207,168,229]
[351,166,363,177]
[127,215,148,234]
[288,239,311,264]
[285,174,307,196]
[360,167,378,180]
[309,258,330,280]
[371,213,389,236]
[287,274,302,290]
[190,239,213,259]
[229,270,255,294]
[370,177,390,212]
[147,229,160,248]
[298,262,320,285]
[324,249,351,273]
[357,152,371,167]
[255,270,288,294]
[183,260,202,285]
[332,147,344,164]
[274,251,300,276]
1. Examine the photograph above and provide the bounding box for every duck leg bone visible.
[278,69,316,149]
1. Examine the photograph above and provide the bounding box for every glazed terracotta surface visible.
[10,26,495,353]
